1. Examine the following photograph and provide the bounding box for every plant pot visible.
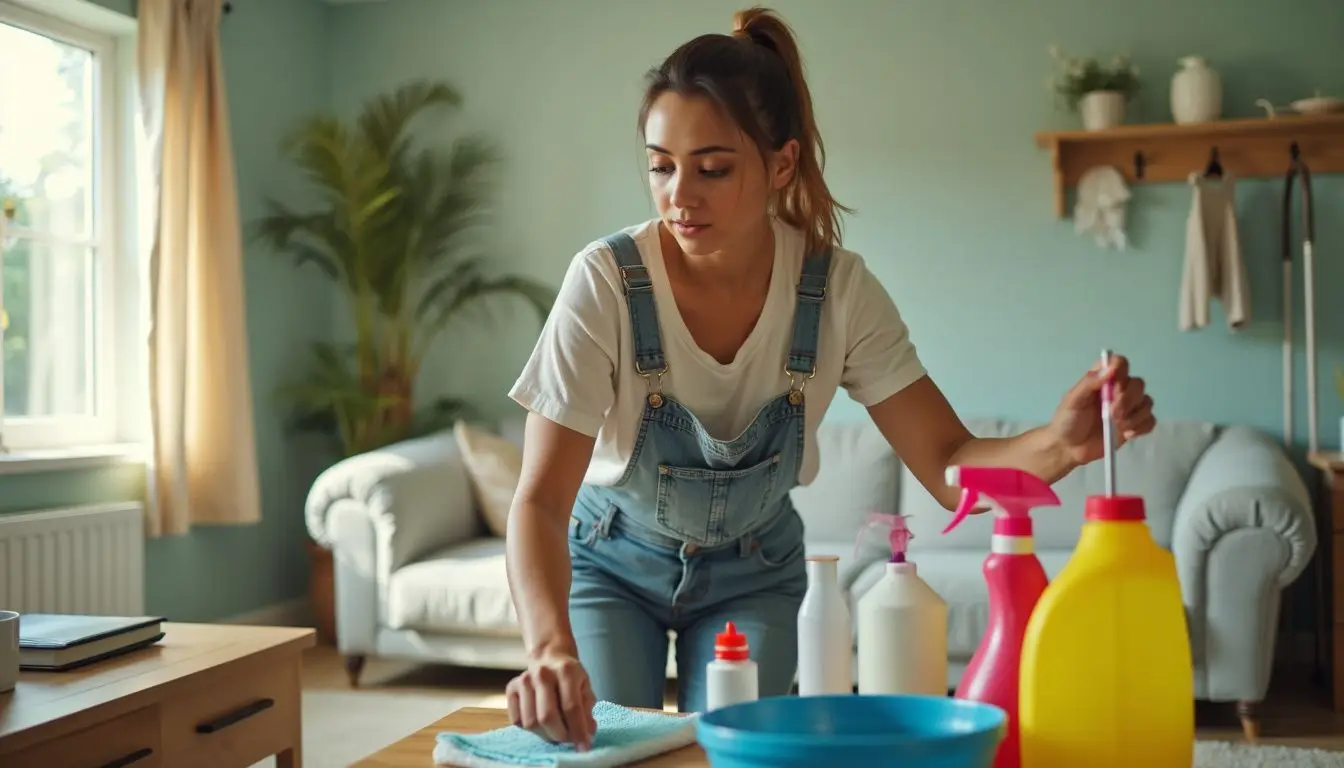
[1080,90,1126,131]
[1171,56,1222,124]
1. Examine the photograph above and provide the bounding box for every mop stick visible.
[1282,145,1316,452]
[1100,349,1117,496]
[1306,237,1318,454]
[1283,258,1293,448]
[1300,154,1317,454]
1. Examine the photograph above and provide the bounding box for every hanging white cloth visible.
[1179,171,1250,331]
[1073,166,1131,250]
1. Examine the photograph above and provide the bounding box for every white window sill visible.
[0,443,146,475]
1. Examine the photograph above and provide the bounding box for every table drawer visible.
[159,659,300,768]
[4,705,162,768]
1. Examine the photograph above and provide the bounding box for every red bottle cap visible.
[1085,495,1146,522]
[714,621,750,661]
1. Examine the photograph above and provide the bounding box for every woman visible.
[503,6,1154,749]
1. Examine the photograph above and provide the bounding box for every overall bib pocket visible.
[654,452,784,546]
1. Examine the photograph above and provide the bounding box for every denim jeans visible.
[568,491,808,713]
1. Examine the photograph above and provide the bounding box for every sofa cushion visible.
[386,538,520,635]
[454,421,522,538]
[902,419,1219,551]
[848,549,1075,659]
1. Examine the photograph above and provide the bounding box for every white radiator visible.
[0,502,147,616]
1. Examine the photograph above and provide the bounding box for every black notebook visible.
[19,613,167,671]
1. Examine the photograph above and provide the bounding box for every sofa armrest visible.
[1170,424,1317,701]
[305,429,483,573]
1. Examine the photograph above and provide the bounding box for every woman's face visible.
[643,91,797,258]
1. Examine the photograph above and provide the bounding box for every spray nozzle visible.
[942,465,1061,536]
[856,512,915,563]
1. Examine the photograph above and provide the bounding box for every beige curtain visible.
[137,0,260,537]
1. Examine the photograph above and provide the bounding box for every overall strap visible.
[786,248,832,399]
[601,232,667,378]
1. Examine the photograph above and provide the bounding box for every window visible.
[0,1,138,452]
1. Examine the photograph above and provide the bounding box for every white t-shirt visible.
[508,217,927,487]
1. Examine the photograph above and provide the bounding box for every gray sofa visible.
[305,416,1316,738]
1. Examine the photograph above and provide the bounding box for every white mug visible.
[0,610,18,693]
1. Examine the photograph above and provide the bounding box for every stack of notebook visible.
[18,613,166,671]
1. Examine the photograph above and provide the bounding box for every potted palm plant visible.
[255,79,554,644]
[257,78,553,457]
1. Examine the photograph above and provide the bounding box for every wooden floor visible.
[297,644,1344,750]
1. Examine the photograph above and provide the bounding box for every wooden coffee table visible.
[354,706,708,767]
[0,622,314,768]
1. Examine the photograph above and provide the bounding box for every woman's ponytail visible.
[731,7,852,255]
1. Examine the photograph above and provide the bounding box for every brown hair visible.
[638,6,852,256]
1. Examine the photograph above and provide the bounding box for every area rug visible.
[250,689,488,768]
[1196,740,1344,767]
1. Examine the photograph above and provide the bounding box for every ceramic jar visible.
[1080,91,1126,131]
[1171,56,1222,124]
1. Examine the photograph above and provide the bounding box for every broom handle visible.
[1101,349,1117,496]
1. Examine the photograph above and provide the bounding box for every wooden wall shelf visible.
[1035,111,1344,217]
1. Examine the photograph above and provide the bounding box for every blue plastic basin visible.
[695,694,1006,768]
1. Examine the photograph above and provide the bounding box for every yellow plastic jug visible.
[1018,494,1194,768]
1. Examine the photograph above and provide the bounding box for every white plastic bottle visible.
[855,514,949,696]
[705,621,758,710]
[797,554,853,695]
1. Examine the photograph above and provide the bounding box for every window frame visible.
[0,0,126,451]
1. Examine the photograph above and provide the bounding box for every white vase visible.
[1080,90,1126,131]
[797,555,853,696]
[1171,56,1222,124]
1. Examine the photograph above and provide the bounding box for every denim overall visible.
[567,230,831,713]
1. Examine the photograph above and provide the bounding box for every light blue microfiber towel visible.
[432,701,699,767]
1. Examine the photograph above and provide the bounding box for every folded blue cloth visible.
[432,701,699,767]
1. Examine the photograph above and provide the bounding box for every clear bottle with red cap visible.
[705,621,758,711]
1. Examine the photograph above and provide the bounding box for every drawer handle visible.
[100,748,154,767]
[195,697,275,734]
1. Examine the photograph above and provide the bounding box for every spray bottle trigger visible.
[942,487,979,535]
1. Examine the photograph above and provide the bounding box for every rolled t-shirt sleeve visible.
[508,247,620,437]
[840,258,927,406]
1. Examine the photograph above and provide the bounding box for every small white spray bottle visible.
[797,554,853,695]
[855,513,949,696]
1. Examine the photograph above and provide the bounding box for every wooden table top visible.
[353,706,708,767]
[0,622,314,746]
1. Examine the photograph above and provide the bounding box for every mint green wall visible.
[0,0,335,622]
[18,0,1334,623]
[327,0,1344,459]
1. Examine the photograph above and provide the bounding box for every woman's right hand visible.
[505,650,598,750]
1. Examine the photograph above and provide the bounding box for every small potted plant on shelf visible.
[1048,45,1141,131]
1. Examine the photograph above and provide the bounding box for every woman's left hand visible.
[1049,353,1155,466]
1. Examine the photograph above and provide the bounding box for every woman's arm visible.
[505,412,597,659]
[865,354,1150,513]
[866,375,1076,512]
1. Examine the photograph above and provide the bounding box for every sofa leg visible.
[345,655,367,687]
[1236,700,1260,743]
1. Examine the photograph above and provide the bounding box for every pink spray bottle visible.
[942,465,1060,768]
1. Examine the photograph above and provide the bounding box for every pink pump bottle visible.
[942,465,1061,768]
